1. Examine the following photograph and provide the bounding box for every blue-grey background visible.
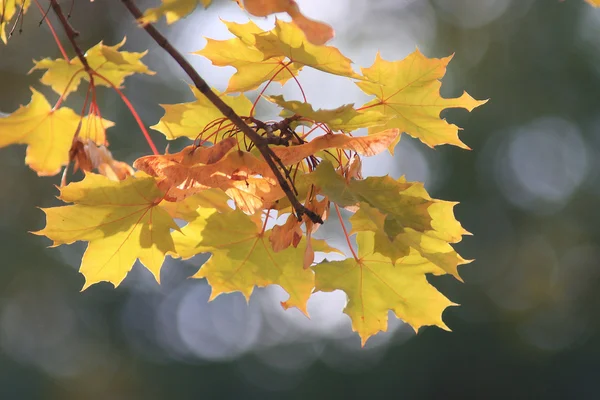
[1,0,600,398]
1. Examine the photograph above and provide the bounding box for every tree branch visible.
[48,0,91,73]
[121,0,321,223]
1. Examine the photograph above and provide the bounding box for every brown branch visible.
[48,0,90,72]
[121,0,322,224]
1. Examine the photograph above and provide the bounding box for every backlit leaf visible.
[197,19,361,93]
[305,160,434,234]
[173,208,337,314]
[195,37,303,93]
[30,38,154,99]
[159,189,233,221]
[356,49,487,149]
[139,0,212,25]
[152,86,252,140]
[350,202,469,280]
[268,95,389,132]
[34,173,178,289]
[0,88,111,175]
[134,144,284,213]
[254,19,361,79]
[270,129,400,165]
[314,231,456,345]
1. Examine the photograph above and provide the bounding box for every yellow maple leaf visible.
[254,19,361,79]
[195,37,303,93]
[314,231,456,345]
[152,86,252,140]
[30,38,154,98]
[0,0,30,43]
[0,88,112,176]
[159,189,233,221]
[197,19,361,93]
[356,49,487,149]
[78,113,114,145]
[586,0,600,6]
[35,173,178,289]
[173,208,338,314]
[267,95,389,132]
[139,0,212,25]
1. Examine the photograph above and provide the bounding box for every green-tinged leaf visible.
[305,160,433,234]
[34,173,178,289]
[267,95,389,132]
[314,231,456,345]
[350,203,469,279]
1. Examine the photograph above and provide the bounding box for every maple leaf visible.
[0,0,30,44]
[0,88,111,176]
[195,36,303,93]
[77,113,114,145]
[159,189,233,221]
[135,144,284,213]
[270,129,400,165]
[34,173,178,289]
[304,160,434,234]
[197,19,361,93]
[70,139,134,182]
[268,95,389,132]
[586,0,600,6]
[152,86,252,140]
[30,38,154,99]
[139,0,212,25]
[172,208,339,314]
[314,231,456,345]
[134,130,399,212]
[349,203,469,280]
[254,19,361,79]
[242,0,334,45]
[356,49,487,149]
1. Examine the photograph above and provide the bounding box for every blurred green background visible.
[2,0,600,398]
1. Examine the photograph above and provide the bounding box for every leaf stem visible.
[334,204,359,261]
[249,61,290,117]
[48,0,90,73]
[34,0,69,61]
[92,71,159,155]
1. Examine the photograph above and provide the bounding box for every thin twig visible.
[48,0,89,72]
[121,0,322,223]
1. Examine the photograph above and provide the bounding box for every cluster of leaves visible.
[0,0,490,345]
